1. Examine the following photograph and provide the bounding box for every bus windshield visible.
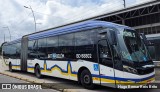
[120,29,151,62]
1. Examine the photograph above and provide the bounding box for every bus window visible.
[59,33,75,60]
[28,40,38,59]
[47,36,58,60]
[98,40,113,67]
[16,43,21,59]
[9,44,17,59]
[75,30,97,62]
[38,38,47,59]
[2,45,10,59]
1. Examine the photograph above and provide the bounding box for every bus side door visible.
[98,39,116,88]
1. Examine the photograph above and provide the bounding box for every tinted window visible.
[75,30,97,62]
[16,43,21,59]
[98,40,113,67]
[37,38,47,59]
[3,45,10,59]
[47,36,58,59]
[28,40,37,59]
[75,31,95,46]
[3,43,21,59]
[59,33,75,60]
[9,44,17,59]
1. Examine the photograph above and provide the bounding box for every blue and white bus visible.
[1,20,155,89]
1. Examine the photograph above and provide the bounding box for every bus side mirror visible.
[108,30,117,45]
[140,33,149,46]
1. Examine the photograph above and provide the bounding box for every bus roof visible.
[2,20,131,45]
[2,38,21,46]
[28,20,130,40]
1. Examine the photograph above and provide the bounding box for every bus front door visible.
[98,40,116,88]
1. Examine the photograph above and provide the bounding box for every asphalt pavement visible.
[0,74,58,92]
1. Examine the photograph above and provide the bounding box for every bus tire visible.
[80,69,94,89]
[9,63,13,72]
[35,65,42,78]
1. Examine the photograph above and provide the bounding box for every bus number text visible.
[76,54,92,59]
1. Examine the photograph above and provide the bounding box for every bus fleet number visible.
[76,54,92,59]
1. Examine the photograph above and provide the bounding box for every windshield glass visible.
[119,29,151,62]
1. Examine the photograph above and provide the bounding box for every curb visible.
[0,71,66,92]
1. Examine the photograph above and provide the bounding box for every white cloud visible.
[41,0,123,28]
[0,0,155,45]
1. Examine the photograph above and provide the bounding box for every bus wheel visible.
[35,65,42,78]
[9,63,13,72]
[80,70,94,89]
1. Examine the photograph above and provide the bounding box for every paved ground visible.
[0,57,160,92]
[0,74,58,92]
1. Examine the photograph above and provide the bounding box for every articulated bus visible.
[1,20,155,89]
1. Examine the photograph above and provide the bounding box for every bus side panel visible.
[27,59,34,73]
[69,61,80,81]
[45,60,70,79]
[27,59,100,83]
[16,59,21,70]
[11,59,19,70]
[9,59,17,69]
[36,60,101,83]
[27,59,45,74]
[71,60,100,84]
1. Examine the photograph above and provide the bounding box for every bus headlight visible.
[123,65,138,74]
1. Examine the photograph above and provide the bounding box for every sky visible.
[0,0,154,45]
